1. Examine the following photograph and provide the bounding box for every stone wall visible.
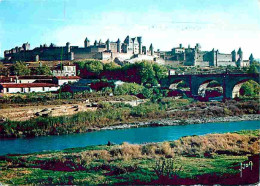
[73,52,101,60]
[196,61,210,67]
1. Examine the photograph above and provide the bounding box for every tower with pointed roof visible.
[237,48,243,67]
[94,40,98,47]
[137,37,142,54]
[106,39,110,51]
[249,53,254,65]
[116,38,121,53]
[231,50,237,62]
[84,37,90,48]
[149,43,154,56]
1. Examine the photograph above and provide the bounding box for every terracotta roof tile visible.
[55,76,81,80]
[0,83,59,88]
[18,75,53,79]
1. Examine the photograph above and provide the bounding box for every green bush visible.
[114,83,144,96]
[131,102,160,117]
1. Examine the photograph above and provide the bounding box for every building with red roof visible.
[0,83,59,94]
[52,76,81,85]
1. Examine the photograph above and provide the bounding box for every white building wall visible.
[48,87,60,91]
[58,79,79,86]
[52,66,76,76]
[30,87,45,92]
[4,87,22,93]
[3,86,59,94]
[17,79,36,83]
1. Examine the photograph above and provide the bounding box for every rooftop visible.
[18,75,53,79]
[0,83,59,88]
[54,76,81,80]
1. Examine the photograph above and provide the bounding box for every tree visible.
[114,82,144,95]
[75,61,85,69]
[141,87,153,99]
[240,80,260,96]
[85,60,104,74]
[247,64,258,74]
[152,63,168,80]
[35,65,52,75]
[0,62,9,76]
[101,87,113,95]
[150,88,163,102]
[13,61,31,75]
[104,62,119,71]
[138,61,157,86]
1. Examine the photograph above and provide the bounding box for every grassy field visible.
[0,130,259,184]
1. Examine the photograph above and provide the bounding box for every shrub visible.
[114,83,144,96]
[153,158,182,180]
[130,102,160,117]
[120,142,142,160]
[161,142,174,157]
[171,133,260,157]
[141,144,158,156]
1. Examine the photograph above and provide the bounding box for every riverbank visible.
[100,114,260,130]
[0,130,259,185]
[0,99,259,138]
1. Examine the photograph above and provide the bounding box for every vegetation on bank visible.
[0,130,259,184]
[0,98,259,138]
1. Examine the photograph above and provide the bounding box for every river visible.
[0,120,259,155]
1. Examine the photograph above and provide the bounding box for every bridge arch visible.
[197,80,223,98]
[231,79,259,98]
[224,74,260,99]
[160,75,191,90]
[169,79,190,90]
[190,75,224,98]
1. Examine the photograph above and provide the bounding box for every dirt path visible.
[0,103,97,121]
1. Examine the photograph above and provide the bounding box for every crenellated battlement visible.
[4,35,154,62]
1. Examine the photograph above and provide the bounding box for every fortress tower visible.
[237,48,243,61]
[84,37,90,48]
[66,42,71,53]
[193,49,198,66]
[237,48,243,67]
[231,50,237,62]
[195,43,201,52]
[249,54,254,65]
[94,40,98,47]
[98,40,102,46]
[149,43,154,56]
[117,38,121,53]
[106,39,110,51]
[137,36,142,54]
[22,42,30,51]
[211,48,217,66]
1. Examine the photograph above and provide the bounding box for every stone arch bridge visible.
[160,73,260,99]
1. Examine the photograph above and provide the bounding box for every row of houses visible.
[0,63,80,94]
[0,75,81,94]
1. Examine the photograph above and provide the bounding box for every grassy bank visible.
[0,130,259,184]
[0,99,259,138]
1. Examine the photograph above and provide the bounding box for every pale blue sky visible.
[0,0,259,58]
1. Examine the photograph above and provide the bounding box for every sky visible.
[0,0,259,58]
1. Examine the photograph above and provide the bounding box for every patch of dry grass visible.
[171,133,259,157]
